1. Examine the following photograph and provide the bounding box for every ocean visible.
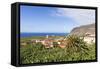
[20,33,67,38]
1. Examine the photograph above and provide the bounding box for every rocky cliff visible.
[70,23,95,36]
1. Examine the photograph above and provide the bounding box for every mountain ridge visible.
[70,23,95,36]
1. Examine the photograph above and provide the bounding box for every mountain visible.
[70,23,95,36]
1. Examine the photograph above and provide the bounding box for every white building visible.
[84,33,95,44]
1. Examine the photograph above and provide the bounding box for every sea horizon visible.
[20,32,68,38]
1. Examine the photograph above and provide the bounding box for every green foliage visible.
[66,35,88,59]
[20,35,96,64]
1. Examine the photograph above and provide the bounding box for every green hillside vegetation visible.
[20,35,96,64]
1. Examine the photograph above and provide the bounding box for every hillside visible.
[70,23,95,36]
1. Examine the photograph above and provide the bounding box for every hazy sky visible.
[20,5,95,33]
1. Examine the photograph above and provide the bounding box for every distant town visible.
[21,32,95,49]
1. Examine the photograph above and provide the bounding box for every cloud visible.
[53,8,95,26]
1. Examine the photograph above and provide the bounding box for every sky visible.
[20,5,95,33]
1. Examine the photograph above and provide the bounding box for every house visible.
[83,33,95,44]
[35,39,44,43]
[30,39,36,45]
[57,40,67,48]
[41,39,54,48]
[20,41,27,46]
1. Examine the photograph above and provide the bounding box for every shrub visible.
[20,35,96,64]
